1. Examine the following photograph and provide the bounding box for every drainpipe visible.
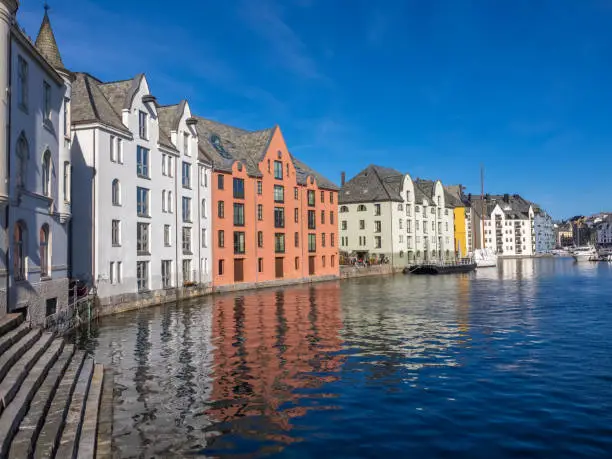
[91,129,96,286]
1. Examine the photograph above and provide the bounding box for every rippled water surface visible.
[75,258,612,458]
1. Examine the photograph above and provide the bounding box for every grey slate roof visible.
[156,103,182,151]
[35,11,64,70]
[469,194,534,219]
[339,165,404,204]
[290,155,339,191]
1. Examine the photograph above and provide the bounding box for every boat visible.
[473,248,497,267]
[404,259,477,275]
[570,246,597,262]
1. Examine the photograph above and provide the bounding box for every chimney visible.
[341,171,346,187]
[503,193,510,203]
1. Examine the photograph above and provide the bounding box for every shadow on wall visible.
[69,135,93,286]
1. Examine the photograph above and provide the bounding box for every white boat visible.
[571,246,597,262]
[473,248,497,268]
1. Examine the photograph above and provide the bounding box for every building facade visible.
[0,3,72,324]
[444,185,475,257]
[70,72,213,308]
[192,120,338,290]
[533,209,555,253]
[338,166,455,267]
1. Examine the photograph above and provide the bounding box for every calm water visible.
[75,258,612,458]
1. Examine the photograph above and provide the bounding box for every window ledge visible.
[137,175,151,180]
[183,251,193,255]
[112,244,122,248]
[137,215,151,219]
[137,251,151,256]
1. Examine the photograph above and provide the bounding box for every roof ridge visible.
[83,75,100,121]
[370,165,393,201]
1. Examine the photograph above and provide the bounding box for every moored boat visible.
[571,246,597,262]
[473,248,497,267]
[404,259,477,275]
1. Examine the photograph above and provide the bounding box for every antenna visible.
[480,164,485,249]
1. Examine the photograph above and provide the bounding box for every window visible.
[274,207,285,228]
[398,204,403,211]
[218,230,225,248]
[234,231,246,254]
[201,199,207,218]
[138,111,148,139]
[110,135,115,161]
[167,156,173,177]
[295,257,300,270]
[322,255,326,267]
[167,191,173,213]
[16,135,28,189]
[183,260,192,283]
[182,197,191,222]
[407,220,412,233]
[399,219,403,229]
[112,179,120,206]
[257,231,264,248]
[137,187,149,216]
[164,224,171,246]
[341,221,347,230]
[294,208,299,223]
[308,210,316,229]
[294,232,299,247]
[14,222,26,281]
[274,160,283,179]
[201,168,207,187]
[117,139,123,163]
[445,222,449,231]
[112,220,121,246]
[416,221,420,231]
[117,262,122,283]
[182,227,192,253]
[43,81,51,121]
[182,162,191,188]
[18,56,28,109]
[42,150,51,196]
[357,205,366,212]
[375,236,382,248]
[331,233,335,247]
[320,191,325,203]
[274,185,284,203]
[340,206,348,213]
[267,159,271,172]
[137,261,148,291]
[308,190,315,206]
[257,204,263,221]
[359,220,365,230]
[162,190,166,212]
[233,178,245,199]
[257,181,262,195]
[308,234,316,252]
[39,224,50,277]
[162,260,172,288]
[331,255,335,267]
[218,201,225,218]
[217,174,224,190]
[234,203,245,226]
[63,162,70,202]
[137,146,149,178]
[294,187,299,200]
[416,206,420,213]
[374,204,381,216]
[183,132,190,156]
[109,262,115,284]
[218,259,225,275]
[286,163,290,177]
[137,223,149,254]
[202,228,207,247]
[321,210,325,225]
[330,211,335,225]
[322,233,326,247]
[258,258,263,273]
[330,193,334,204]
[275,233,285,253]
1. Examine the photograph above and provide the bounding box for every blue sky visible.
[17,0,612,219]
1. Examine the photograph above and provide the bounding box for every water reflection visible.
[76,258,612,458]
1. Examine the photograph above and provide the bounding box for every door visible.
[275,257,284,279]
[234,258,244,282]
[309,256,315,275]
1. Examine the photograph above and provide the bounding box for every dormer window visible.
[138,110,148,139]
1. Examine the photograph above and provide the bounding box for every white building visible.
[0,3,72,325]
[338,165,455,267]
[481,194,536,256]
[70,71,213,309]
[596,215,612,246]
[533,208,555,253]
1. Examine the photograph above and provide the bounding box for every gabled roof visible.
[290,155,338,191]
[35,10,65,71]
[339,165,404,204]
[156,103,182,152]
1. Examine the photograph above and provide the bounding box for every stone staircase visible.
[0,313,111,458]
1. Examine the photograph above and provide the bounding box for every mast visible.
[480,165,485,249]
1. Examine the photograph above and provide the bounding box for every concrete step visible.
[0,329,42,385]
[7,344,75,459]
[0,332,54,416]
[95,369,113,459]
[0,339,63,457]
[76,364,104,459]
[34,351,86,459]
[54,357,94,459]
[0,314,23,339]
[0,323,30,357]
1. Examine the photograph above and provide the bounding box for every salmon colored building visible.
[194,119,339,289]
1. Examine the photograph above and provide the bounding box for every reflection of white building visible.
[338,165,454,267]
[0,3,72,325]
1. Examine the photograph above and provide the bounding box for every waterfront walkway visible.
[0,313,111,458]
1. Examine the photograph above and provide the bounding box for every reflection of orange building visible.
[208,282,343,432]
[194,120,339,289]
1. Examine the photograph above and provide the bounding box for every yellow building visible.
[445,185,472,257]
[454,206,469,257]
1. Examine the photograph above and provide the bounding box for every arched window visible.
[357,204,367,212]
[167,191,173,213]
[340,205,349,213]
[201,198,207,218]
[40,224,50,277]
[13,222,26,281]
[112,179,120,206]
[16,134,28,189]
[162,190,166,212]
[42,150,51,196]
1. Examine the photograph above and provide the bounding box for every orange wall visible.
[212,127,339,287]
